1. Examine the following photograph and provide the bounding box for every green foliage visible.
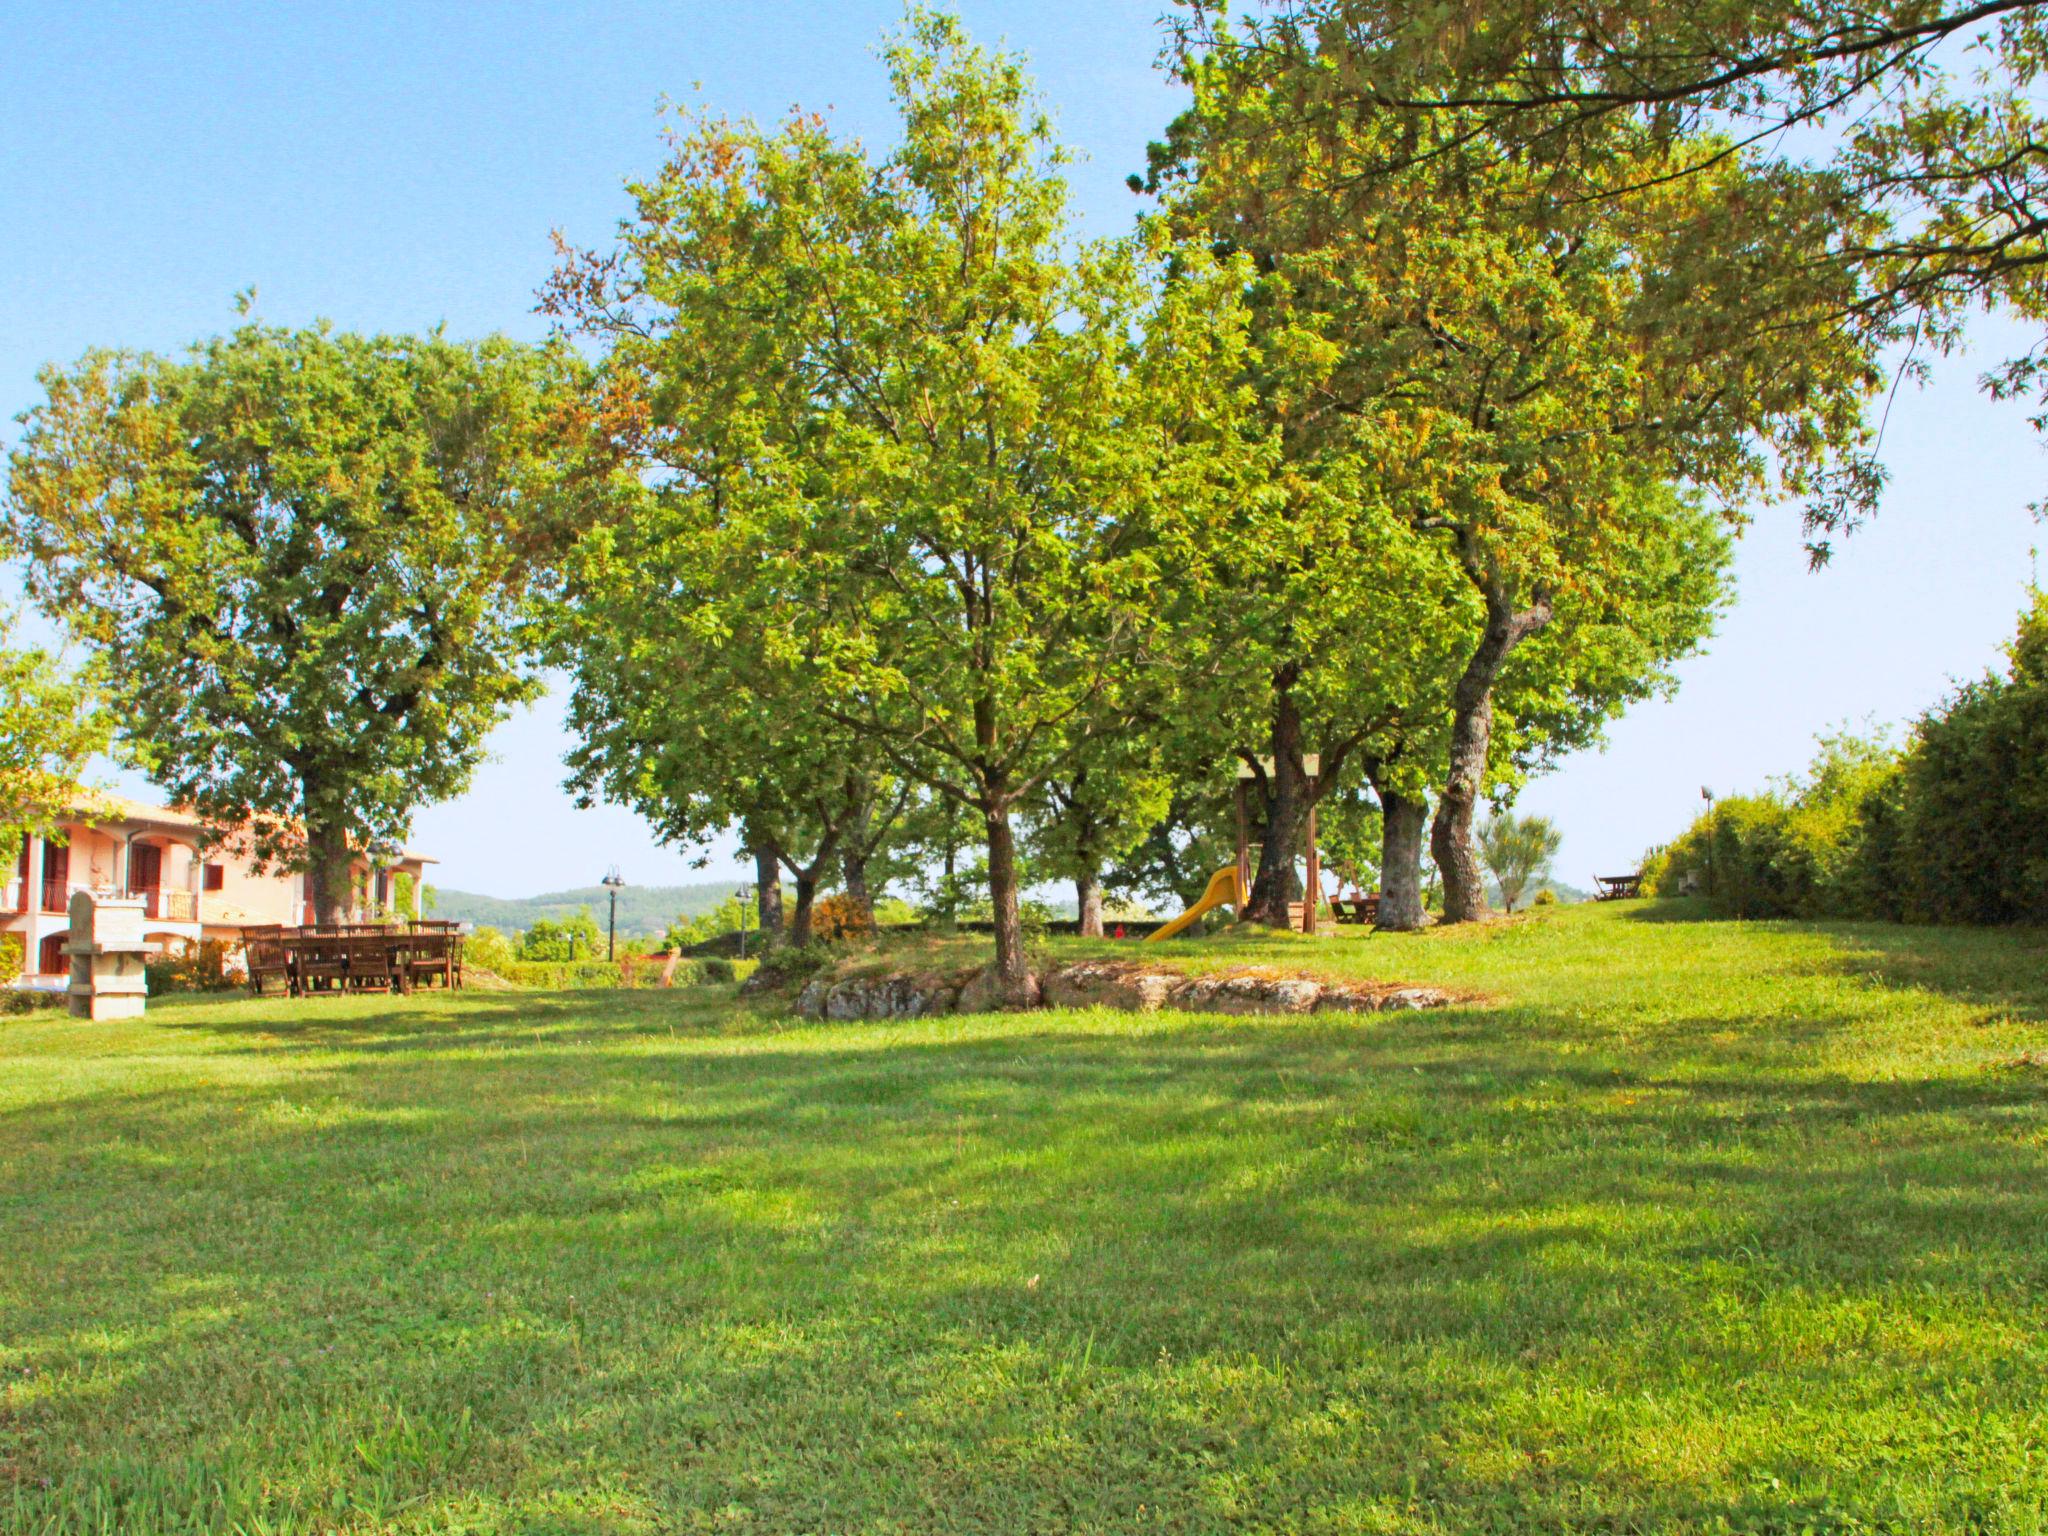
[545,14,1263,979]
[145,939,238,995]
[0,932,21,987]
[1655,596,2048,925]
[1886,590,2048,923]
[664,898,737,952]
[0,620,112,867]
[516,910,603,962]
[493,958,629,990]
[1531,887,1559,908]
[1317,788,1384,893]
[748,943,831,992]
[1479,813,1565,913]
[463,925,516,976]
[699,956,736,985]
[3,322,584,912]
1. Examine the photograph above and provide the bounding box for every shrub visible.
[0,934,21,988]
[811,892,876,943]
[1531,887,1559,907]
[748,943,830,991]
[465,926,516,974]
[493,958,624,990]
[146,939,239,995]
[700,956,736,984]
[0,987,64,1017]
[516,911,604,962]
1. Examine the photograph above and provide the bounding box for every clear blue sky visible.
[3,2,2041,900]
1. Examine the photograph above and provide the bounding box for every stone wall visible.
[790,959,1454,1022]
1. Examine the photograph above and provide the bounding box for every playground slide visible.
[1145,865,1243,943]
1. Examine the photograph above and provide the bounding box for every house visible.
[3,794,435,985]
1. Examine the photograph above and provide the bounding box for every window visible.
[203,863,225,892]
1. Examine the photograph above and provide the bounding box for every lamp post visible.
[734,885,752,960]
[602,866,625,961]
[1700,787,1716,898]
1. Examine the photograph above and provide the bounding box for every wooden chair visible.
[296,935,350,994]
[402,931,455,991]
[242,926,293,997]
[344,934,398,993]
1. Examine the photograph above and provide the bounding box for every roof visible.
[65,790,437,865]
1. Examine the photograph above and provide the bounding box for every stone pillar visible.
[67,892,148,1020]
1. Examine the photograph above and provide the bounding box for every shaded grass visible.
[1,903,2045,1532]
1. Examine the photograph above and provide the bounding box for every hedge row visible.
[486,955,740,990]
[1648,591,2048,923]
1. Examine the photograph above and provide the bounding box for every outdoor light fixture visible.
[601,865,625,961]
[734,885,752,961]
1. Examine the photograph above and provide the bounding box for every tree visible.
[517,909,603,961]
[1147,32,1870,923]
[4,322,580,921]
[0,621,111,867]
[1026,738,1172,937]
[1178,0,2048,453]
[545,14,1259,987]
[1479,812,1564,912]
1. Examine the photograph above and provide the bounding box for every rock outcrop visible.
[788,958,1457,1022]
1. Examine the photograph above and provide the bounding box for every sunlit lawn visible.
[4,901,2046,1533]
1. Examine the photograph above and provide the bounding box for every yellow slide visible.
[1145,865,1243,943]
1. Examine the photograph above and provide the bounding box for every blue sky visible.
[4,2,2042,900]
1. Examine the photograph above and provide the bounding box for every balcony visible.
[136,888,198,922]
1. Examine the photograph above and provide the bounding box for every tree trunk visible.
[840,781,876,925]
[984,799,1027,981]
[1377,790,1428,932]
[788,873,817,948]
[305,807,353,926]
[1432,588,1553,925]
[1244,678,1309,927]
[753,845,784,944]
[1075,868,1104,937]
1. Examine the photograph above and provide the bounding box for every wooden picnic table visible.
[1594,873,1643,901]
[1331,893,1381,925]
[255,925,464,998]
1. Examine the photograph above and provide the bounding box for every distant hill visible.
[428,882,740,938]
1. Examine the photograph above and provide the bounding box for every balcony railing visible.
[136,889,198,922]
[1,881,201,924]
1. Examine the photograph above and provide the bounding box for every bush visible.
[0,934,20,988]
[748,943,831,991]
[811,892,875,943]
[1532,887,1559,907]
[146,939,240,995]
[493,958,624,990]
[699,956,736,984]
[516,911,604,962]
[1646,591,2048,928]
[0,987,64,1017]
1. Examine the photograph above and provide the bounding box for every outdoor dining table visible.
[274,926,461,996]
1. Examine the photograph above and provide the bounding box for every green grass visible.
[3,901,2046,1533]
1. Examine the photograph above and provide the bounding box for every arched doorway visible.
[37,932,67,977]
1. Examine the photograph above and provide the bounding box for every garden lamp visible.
[602,866,625,961]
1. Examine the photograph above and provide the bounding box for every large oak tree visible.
[546,13,1260,986]
[4,322,580,920]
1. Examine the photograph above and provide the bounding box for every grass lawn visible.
[4,901,2047,1533]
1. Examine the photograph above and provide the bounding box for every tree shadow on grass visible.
[8,983,2048,1529]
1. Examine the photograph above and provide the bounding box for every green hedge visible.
[1649,591,2048,924]
[489,956,713,990]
